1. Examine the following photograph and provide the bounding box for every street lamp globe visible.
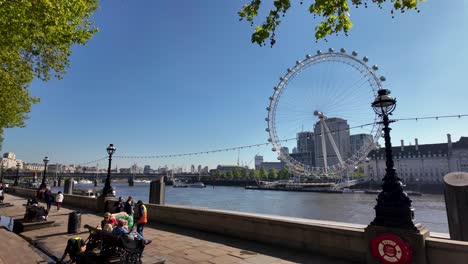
[43,157,50,166]
[371,89,396,116]
[107,144,116,156]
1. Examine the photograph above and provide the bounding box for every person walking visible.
[44,189,53,211]
[56,191,64,211]
[124,196,134,217]
[0,185,4,203]
[134,200,147,238]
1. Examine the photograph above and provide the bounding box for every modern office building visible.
[314,117,350,168]
[294,131,315,167]
[350,133,374,154]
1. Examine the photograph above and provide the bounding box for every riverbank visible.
[0,193,355,264]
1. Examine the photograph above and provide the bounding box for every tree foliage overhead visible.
[238,0,424,46]
[0,0,99,148]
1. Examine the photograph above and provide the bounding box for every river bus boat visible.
[173,180,206,188]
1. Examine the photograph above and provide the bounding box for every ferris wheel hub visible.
[313,110,326,119]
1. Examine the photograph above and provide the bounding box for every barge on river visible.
[245,181,342,193]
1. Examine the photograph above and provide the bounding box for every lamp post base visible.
[101,186,115,197]
[371,181,418,230]
[97,195,116,213]
[371,204,418,231]
[365,223,429,264]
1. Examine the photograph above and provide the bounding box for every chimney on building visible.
[415,138,419,151]
[448,134,452,154]
[401,140,404,151]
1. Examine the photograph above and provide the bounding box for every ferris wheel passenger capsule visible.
[268,138,273,142]
[296,60,302,65]
[317,50,322,54]
[287,68,292,72]
[266,128,270,132]
[372,65,379,71]
[340,48,346,53]
[269,96,273,101]
[306,54,312,59]
[273,86,278,91]
[363,56,369,62]
[272,147,276,152]
[265,117,269,122]
[280,77,285,81]
[352,51,358,56]
[266,107,271,111]
[380,76,386,81]
[328,48,334,53]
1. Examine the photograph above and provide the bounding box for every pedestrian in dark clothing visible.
[44,189,53,211]
[114,196,124,213]
[124,196,134,217]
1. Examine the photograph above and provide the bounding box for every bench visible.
[13,219,56,233]
[12,205,55,233]
[83,224,145,264]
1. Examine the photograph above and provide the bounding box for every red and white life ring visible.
[371,233,413,264]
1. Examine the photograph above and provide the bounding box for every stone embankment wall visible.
[8,187,468,263]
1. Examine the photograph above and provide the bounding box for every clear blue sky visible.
[3,1,468,170]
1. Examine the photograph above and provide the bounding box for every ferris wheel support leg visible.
[320,119,328,175]
[323,120,345,166]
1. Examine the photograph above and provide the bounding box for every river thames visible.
[63,181,449,233]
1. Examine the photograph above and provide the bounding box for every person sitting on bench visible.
[112,219,152,245]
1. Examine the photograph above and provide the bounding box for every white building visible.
[1,152,23,169]
[254,155,263,170]
[365,134,468,183]
[130,164,144,174]
[23,163,43,171]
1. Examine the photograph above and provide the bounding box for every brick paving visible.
[1,194,355,264]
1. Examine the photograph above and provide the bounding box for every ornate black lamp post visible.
[370,89,417,230]
[39,157,50,189]
[102,144,116,196]
[14,162,20,186]
[0,161,4,184]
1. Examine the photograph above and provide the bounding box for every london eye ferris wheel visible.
[266,48,385,178]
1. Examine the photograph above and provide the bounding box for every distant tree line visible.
[208,167,291,181]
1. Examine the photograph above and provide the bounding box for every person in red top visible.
[101,212,117,230]
[134,200,147,238]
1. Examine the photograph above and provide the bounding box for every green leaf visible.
[0,0,99,140]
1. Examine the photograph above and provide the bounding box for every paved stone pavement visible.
[1,194,357,264]
[0,226,50,264]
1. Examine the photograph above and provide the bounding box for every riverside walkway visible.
[0,193,353,264]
